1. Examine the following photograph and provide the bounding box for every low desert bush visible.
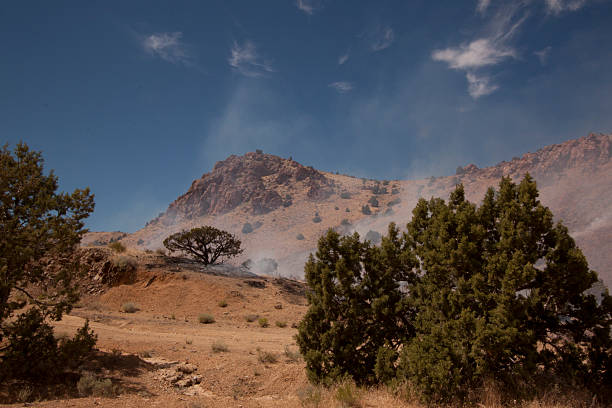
[108,241,126,253]
[121,302,138,313]
[155,248,166,256]
[275,320,287,328]
[211,341,229,353]
[198,313,215,324]
[111,255,136,271]
[297,384,322,407]
[245,314,259,322]
[218,299,228,308]
[340,192,352,199]
[258,317,269,328]
[296,233,305,240]
[257,349,278,363]
[312,215,322,223]
[284,345,301,362]
[242,222,254,234]
[77,372,119,397]
[335,381,361,408]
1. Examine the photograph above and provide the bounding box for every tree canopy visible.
[163,226,243,265]
[0,143,97,383]
[297,174,612,403]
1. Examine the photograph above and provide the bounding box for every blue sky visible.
[2,0,612,232]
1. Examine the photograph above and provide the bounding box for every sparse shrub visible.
[345,208,350,212]
[283,199,292,207]
[108,241,126,253]
[111,255,136,272]
[368,196,379,207]
[186,338,193,345]
[387,197,401,207]
[382,180,390,185]
[144,249,153,254]
[361,205,371,215]
[275,320,287,328]
[297,384,322,407]
[211,341,229,353]
[245,314,259,322]
[218,299,228,308]
[121,302,138,313]
[335,206,339,210]
[253,220,263,229]
[198,313,215,324]
[16,386,33,403]
[242,222,254,234]
[258,317,269,328]
[391,188,400,195]
[341,219,351,226]
[340,192,351,199]
[155,248,166,256]
[296,233,305,240]
[257,349,278,363]
[137,239,144,245]
[77,372,119,397]
[284,345,301,361]
[312,216,322,223]
[335,381,361,408]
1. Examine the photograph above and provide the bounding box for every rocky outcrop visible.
[149,152,334,223]
[455,133,612,181]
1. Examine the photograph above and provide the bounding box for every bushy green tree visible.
[397,177,612,401]
[163,226,243,265]
[299,174,612,402]
[296,224,415,384]
[0,143,97,383]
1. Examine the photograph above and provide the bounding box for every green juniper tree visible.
[0,143,97,383]
[296,224,415,384]
[299,174,612,402]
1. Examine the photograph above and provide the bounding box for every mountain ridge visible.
[84,133,612,287]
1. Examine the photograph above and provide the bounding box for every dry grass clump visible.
[335,381,361,407]
[107,241,126,253]
[275,320,287,328]
[120,302,138,313]
[284,345,301,362]
[111,255,136,271]
[211,340,229,353]
[218,299,228,308]
[77,372,120,397]
[258,317,269,328]
[198,313,215,324]
[257,349,277,364]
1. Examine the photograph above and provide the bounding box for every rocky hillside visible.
[148,151,335,227]
[105,133,612,287]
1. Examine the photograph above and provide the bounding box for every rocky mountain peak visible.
[150,151,334,225]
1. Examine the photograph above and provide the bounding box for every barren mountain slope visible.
[116,133,612,287]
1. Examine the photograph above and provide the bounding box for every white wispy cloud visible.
[432,38,516,69]
[142,32,191,65]
[296,0,322,15]
[338,51,350,65]
[228,41,274,77]
[431,2,528,98]
[545,0,588,15]
[329,81,354,93]
[534,46,552,65]
[369,26,395,52]
[477,0,491,14]
[466,73,498,98]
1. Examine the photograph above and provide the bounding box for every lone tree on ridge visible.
[163,226,243,265]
